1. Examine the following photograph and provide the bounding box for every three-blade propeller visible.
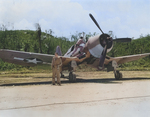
[89,13,131,69]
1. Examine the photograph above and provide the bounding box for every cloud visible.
[0,0,93,36]
[14,19,35,30]
[0,0,150,39]
[72,0,150,38]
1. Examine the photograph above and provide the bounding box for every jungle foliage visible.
[108,34,150,69]
[0,28,95,71]
[0,27,150,71]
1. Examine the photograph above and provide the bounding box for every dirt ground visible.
[0,71,150,117]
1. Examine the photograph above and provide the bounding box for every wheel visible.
[73,74,76,82]
[61,74,65,78]
[114,70,122,80]
[69,72,76,82]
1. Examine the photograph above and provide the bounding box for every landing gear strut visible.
[69,72,76,82]
[112,60,122,80]
[68,60,77,82]
[60,72,65,78]
[114,70,122,80]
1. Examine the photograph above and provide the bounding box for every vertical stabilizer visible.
[56,46,62,56]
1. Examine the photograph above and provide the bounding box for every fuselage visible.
[64,34,113,59]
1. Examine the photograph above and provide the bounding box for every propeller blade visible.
[113,38,131,42]
[89,13,104,34]
[99,45,107,69]
[98,34,113,70]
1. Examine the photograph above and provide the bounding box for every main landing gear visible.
[114,70,122,80]
[68,60,77,82]
[112,60,123,80]
[69,72,76,82]
[60,71,76,82]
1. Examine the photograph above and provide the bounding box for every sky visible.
[0,0,150,39]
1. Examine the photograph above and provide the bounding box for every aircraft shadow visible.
[75,77,150,83]
[75,78,119,84]
[1,77,150,87]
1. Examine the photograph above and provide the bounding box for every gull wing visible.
[105,53,150,65]
[0,49,54,66]
[0,49,77,69]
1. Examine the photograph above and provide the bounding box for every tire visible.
[73,74,76,82]
[69,72,76,82]
[115,71,122,80]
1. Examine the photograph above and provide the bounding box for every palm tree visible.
[35,23,42,53]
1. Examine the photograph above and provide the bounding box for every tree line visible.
[108,34,150,69]
[0,25,150,71]
[0,25,96,71]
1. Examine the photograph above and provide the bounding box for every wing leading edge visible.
[1,49,150,70]
[105,53,150,65]
[0,49,54,66]
[0,49,77,68]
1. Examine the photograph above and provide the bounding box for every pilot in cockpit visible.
[71,36,86,58]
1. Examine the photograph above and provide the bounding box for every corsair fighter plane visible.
[0,14,150,82]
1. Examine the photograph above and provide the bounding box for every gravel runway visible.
[0,71,150,117]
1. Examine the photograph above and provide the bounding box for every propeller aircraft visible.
[0,13,150,82]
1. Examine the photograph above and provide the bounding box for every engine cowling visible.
[86,34,113,58]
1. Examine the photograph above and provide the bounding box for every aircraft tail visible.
[55,46,62,56]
